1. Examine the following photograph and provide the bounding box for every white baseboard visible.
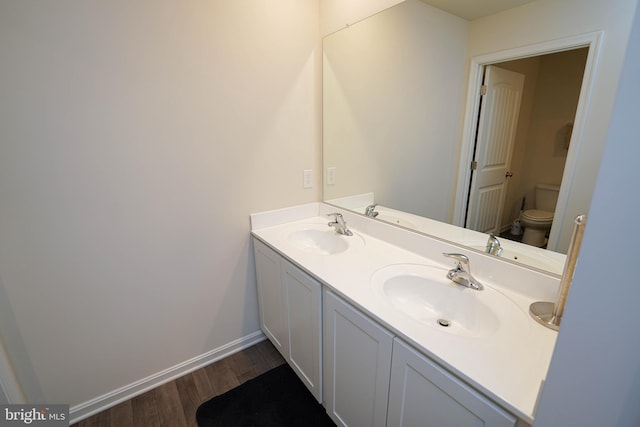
[69,330,266,424]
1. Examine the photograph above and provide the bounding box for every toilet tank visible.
[535,183,561,212]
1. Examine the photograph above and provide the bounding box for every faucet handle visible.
[327,212,343,222]
[486,234,503,256]
[442,252,469,268]
[365,204,379,217]
[442,253,483,290]
[327,213,353,236]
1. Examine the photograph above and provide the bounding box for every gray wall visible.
[534,1,640,424]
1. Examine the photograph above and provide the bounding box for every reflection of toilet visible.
[521,184,560,247]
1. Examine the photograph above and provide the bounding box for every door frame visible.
[452,31,603,251]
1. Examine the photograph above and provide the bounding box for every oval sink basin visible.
[284,224,364,255]
[371,264,527,337]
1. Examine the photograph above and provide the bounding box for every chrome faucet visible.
[364,204,379,218]
[327,213,353,236]
[485,233,503,256]
[442,253,483,290]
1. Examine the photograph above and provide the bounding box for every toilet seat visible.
[522,209,553,224]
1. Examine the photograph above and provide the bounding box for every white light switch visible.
[326,167,336,185]
[303,169,313,189]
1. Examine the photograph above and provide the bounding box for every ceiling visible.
[419,0,537,20]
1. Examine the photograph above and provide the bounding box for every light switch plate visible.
[303,169,313,189]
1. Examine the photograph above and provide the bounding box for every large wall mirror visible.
[323,0,601,275]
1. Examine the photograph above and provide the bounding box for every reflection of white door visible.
[466,66,524,234]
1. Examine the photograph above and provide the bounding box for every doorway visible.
[464,48,589,245]
[453,32,602,253]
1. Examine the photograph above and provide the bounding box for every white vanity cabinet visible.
[253,238,322,402]
[387,339,517,427]
[251,209,554,426]
[323,289,394,427]
[323,289,521,427]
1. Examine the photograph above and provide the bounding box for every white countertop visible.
[250,203,559,424]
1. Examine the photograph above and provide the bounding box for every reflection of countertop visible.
[350,203,566,276]
[251,202,560,425]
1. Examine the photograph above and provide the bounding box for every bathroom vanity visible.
[250,203,559,427]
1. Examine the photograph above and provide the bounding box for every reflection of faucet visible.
[485,233,503,256]
[442,253,483,290]
[365,204,379,218]
[327,213,353,236]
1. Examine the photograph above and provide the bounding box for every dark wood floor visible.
[72,339,285,427]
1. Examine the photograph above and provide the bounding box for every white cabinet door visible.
[323,289,394,427]
[388,338,517,427]
[253,239,288,356]
[253,238,323,402]
[282,260,322,402]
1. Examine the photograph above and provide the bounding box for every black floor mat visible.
[196,364,335,427]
